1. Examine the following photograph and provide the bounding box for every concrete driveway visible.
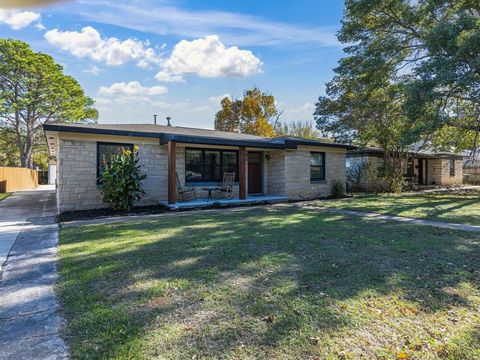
[0,186,69,359]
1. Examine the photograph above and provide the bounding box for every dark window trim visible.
[185,147,239,183]
[450,158,455,177]
[310,151,326,181]
[96,141,134,184]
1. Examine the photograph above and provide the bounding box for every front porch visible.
[159,194,288,210]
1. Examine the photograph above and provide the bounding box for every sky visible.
[0,0,346,129]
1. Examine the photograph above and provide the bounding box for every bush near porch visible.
[58,206,480,359]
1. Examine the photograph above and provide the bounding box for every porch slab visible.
[159,195,288,210]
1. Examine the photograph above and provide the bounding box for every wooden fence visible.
[0,167,38,193]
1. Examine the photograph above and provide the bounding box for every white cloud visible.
[0,10,41,30]
[284,102,315,119]
[34,22,46,31]
[155,35,262,82]
[44,26,163,67]
[97,81,168,103]
[67,1,339,48]
[82,65,101,76]
[208,94,231,103]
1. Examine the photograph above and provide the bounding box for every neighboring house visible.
[43,123,352,213]
[347,146,464,188]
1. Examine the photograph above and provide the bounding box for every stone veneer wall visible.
[58,139,165,212]
[428,158,462,185]
[265,150,286,195]
[284,150,346,199]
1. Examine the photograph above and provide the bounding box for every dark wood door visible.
[248,152,262,194]
[418,159,428,185]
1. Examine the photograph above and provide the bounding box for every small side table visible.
[202,186,217,201]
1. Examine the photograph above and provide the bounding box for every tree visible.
[314,0,480,191]
[0,39,98,168]
[214,88,281,137]
[275,120,325,140]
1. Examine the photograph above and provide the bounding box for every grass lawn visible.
[59,207,480,359]
[0,193,11,201]
[319,190,480,226]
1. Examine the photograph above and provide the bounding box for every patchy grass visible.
[58,207,480,359]
[320,191,480,225]
[0,193,11,201]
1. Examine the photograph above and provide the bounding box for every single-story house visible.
[44,123,353,213]
[346,146,464,188]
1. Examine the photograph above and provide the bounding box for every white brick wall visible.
[57,139,348,212]
[58,139,166,212]
[285,150,346,199]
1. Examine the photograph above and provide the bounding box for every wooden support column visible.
[239,147,247,200]
[167,141,176,204]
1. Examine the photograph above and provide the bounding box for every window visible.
[97,142,134,183]
[450,159,455,177]
[185,148,238,182]
[310,152,325,181]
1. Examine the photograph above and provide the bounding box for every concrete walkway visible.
[297,204,480,232]
[0,187,68,359]
[62,199,480,233]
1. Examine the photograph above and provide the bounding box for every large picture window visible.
[185,148,238,182]
[97,142,134,183]
[310,152,325,181]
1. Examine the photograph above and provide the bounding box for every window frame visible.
[449,158,456,177]
[96,142,134,184]
[185,147,239,183]
[310,151,326,181]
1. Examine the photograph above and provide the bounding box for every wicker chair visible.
[176,172,196,201]
[214,172,235,199]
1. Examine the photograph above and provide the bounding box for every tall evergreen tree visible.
[0,39,98,168]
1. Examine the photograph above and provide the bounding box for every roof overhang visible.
[43,124,354,153]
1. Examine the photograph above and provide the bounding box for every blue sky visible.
[0,0,345,129]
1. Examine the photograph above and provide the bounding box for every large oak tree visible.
[0,39,98,168]
[315,0,480,190]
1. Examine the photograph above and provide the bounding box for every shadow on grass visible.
[324,193,480,224]
[58,206,480,358]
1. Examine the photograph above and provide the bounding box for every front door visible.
[248,152,262,194]
[418,159,428,185]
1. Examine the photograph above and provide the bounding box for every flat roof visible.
[43,123,354,153]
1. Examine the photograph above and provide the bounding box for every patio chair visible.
[214,172,235,199]
[176,172,196,201]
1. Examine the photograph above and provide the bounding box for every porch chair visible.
[176,172,196,201]
[214,172,235,199]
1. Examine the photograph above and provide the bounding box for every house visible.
[346,145,464,189]
[43,123,353,213]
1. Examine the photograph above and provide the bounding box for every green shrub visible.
[331,179,345,198]
[99,146,146,211]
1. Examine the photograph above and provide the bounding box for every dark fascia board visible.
[347,147,465,159]
[43,124,353,151]
[43,124,162,139]
[159,134,286,149]
[285,139,355,150]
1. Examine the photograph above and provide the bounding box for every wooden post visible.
[239,147,247,200]
[168,141,176,204]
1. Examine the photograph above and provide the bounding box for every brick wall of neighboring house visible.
[428,158,463,185]
[57,139,165,213]
[284,149,346,199]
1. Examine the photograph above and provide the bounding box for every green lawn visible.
[0,193,11,201]
[59,207,480,359]
[319,191,480,225]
